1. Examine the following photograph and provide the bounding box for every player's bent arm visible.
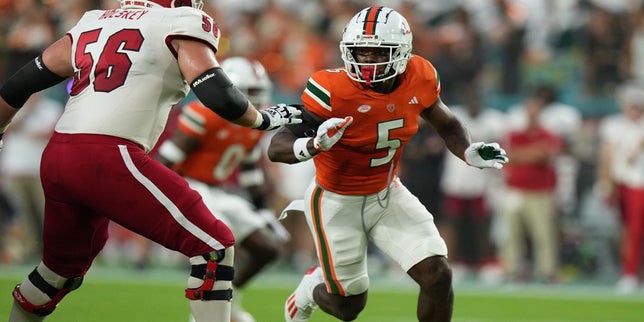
[0,36,72,136]
[423,97,508,169]
[421,96,471,162]
[267,127,319,164]
[156,129,201,168]
[42,36,75,77]
[174,38,261,128]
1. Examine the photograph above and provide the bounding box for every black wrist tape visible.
[190,67,249,121]
[0,55,66,108]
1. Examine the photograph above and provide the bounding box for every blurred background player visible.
[156,56,290,322]
[498,87,564,284]
[595,82,644,294]
[0,1,302,321]
[267,6,508,322]
[438,89,506,283]
[0,92,62,264]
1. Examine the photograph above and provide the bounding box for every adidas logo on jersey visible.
[408,96,418,104]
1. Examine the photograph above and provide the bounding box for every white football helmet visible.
[340,6,412,85]
[221,57,273,108]
[120,0,203,10]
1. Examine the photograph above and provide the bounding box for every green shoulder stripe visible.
[304,78,331,111]
[180,107,206,135]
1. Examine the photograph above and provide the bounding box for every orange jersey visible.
[174,101,264,185]
[302,55,441,195]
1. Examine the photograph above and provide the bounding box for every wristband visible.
[293,137,314,161]
[251,110,265,129]
[158,141,187,164]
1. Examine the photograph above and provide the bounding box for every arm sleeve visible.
[0,55,67,108]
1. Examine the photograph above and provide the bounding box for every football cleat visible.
[284,266,323,322]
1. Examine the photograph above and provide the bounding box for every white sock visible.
[9,262,68,322]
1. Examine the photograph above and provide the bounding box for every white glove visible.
[464,142,509,169]
[255,104,303,130]
[313,116,353,151]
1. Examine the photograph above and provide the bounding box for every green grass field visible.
[1,264,643,322]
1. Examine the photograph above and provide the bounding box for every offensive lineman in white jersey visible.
[0,1,301,321]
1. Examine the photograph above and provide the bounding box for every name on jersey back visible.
[99,9,149,21]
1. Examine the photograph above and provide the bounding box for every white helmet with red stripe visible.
[221,57,273,108]
[340,6,412,85]
[120,0,203,10]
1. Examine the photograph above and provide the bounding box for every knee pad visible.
[13,267,83,316]
[185,247,234,301]
[342,273,369,296]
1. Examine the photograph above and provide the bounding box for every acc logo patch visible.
[387,104,396,112]
[357,105,371,113]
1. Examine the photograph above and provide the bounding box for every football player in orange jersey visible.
[0,1,303,321]
[156,57,289,322]
[267,6,508,322]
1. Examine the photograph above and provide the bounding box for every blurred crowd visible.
[1,0,644,294]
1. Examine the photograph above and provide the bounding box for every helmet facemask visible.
[340,43,410,86]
